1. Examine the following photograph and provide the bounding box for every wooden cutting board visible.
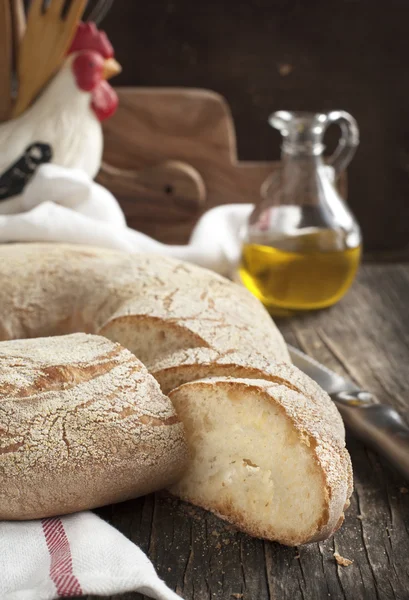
[98,87,347,245]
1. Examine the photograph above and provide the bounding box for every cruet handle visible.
[325,111,360,176]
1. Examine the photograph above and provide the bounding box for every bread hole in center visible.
[243,458,259,469]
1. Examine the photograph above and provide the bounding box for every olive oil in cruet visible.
[238,111,362,315]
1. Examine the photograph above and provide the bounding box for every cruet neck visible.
[269,110,359,173]
[269,111,328,157]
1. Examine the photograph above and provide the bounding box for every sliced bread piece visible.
[168,377,352,546]
[150,347,345,442]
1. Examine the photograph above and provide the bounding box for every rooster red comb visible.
[68,22,114,59]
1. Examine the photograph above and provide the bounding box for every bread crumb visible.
[231,595,243,599]
[357,514,365,520]
[294,553,300,559]
[215,542,222,550]
[400,487,408,494]
[334,552,353,567]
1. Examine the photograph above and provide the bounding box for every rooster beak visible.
[102,58,122,80]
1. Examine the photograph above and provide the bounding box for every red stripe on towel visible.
[42,517,82,597]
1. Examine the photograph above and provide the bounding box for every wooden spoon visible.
[0,0,13,121]
[12,0,87,118]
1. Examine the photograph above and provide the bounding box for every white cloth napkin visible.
[0,165,254,599]
[0,512,182,600]
[0,163,253,276]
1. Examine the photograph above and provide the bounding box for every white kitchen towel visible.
[0,163,253,277]
[0,512,182,600]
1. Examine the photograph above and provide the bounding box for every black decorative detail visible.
[0,142,53,202]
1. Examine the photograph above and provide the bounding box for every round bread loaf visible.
[0,243,352,544]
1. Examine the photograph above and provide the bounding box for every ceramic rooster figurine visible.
[0,22,120,199]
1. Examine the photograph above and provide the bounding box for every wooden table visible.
[82,264,409,600]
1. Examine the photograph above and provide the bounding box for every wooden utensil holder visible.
[98,88,347,245]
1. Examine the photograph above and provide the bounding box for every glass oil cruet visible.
[238,110,362,315]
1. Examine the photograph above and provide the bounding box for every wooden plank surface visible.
[80,263,409,600]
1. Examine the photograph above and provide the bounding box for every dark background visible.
[99,0,409,258]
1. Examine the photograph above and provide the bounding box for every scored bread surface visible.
[0,333,187,519]
[0,243,289,365]
[0,244,352,542]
